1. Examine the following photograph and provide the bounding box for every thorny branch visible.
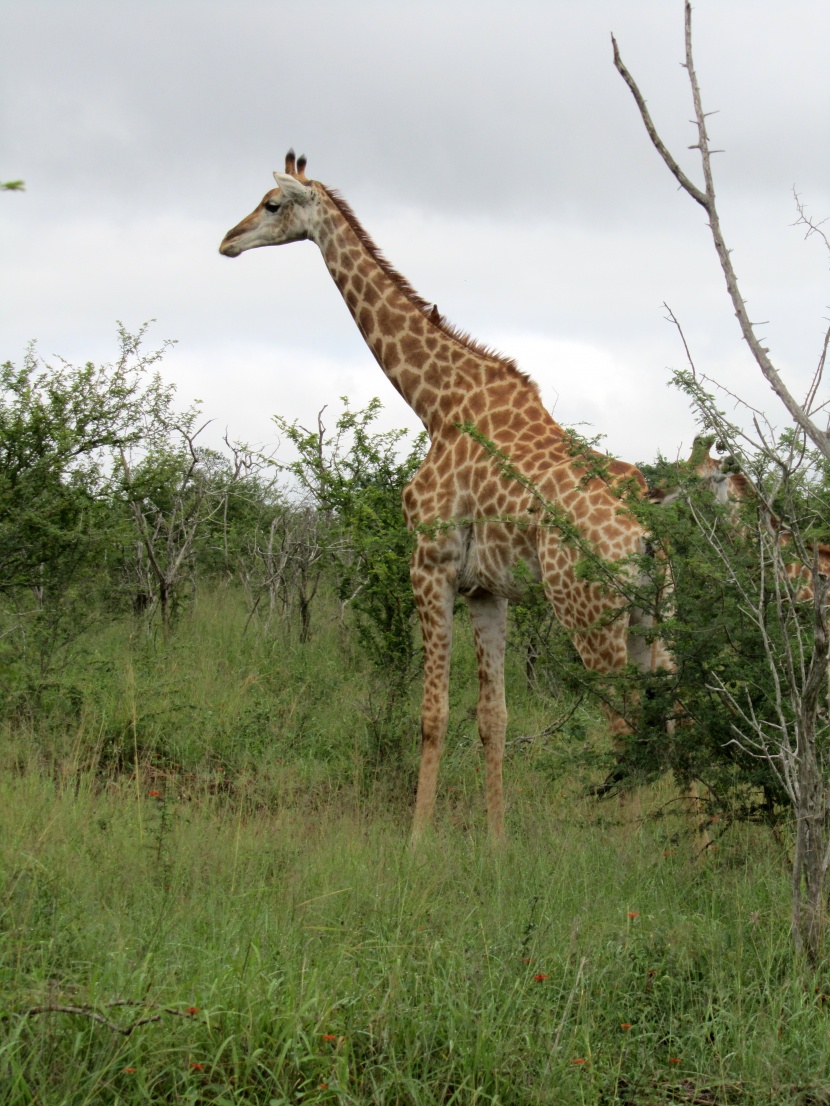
[613,0,830,459]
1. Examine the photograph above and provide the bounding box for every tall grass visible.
[0,590,826,1104]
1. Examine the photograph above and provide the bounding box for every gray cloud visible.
[2,0,828,462]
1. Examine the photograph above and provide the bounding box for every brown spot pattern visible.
[231,166,664,845]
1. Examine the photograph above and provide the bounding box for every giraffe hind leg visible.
[466,591,509,840]
[410,570,455,845]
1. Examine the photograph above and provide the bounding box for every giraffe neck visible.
[309,187,471,434]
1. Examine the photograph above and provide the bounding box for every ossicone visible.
[284,148,309,182]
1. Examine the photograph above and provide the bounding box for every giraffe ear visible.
[272,171,313,204]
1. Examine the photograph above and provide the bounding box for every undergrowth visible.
[0,590,826,1105]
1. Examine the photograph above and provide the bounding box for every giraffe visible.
[219,151,668,842]
[687,435,830,602]
[684,435,752,511]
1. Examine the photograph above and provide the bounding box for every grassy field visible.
[1,591,828,1105]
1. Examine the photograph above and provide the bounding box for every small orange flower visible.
[190,1062,204,1071]
[620,1023,632,1030]
[148,790,161,798]
[627,911,639,918]
[186,1006,199,1016]
[319,1084,328,1091]
[533,973,548,982]
[123,1066,136,1074]
[323,1034,337,1041]
[572,1057,586,1065]
[669,1057,681,1064]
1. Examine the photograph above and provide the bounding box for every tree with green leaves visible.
[0,324,176,704]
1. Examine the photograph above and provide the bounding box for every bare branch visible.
[793,189,830,256]
[614,1,830,460]
[611,35,708,209]
[804,324,830,419]
[16,999,200,1036]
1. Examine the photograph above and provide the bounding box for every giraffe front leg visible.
[571,622,643,823]
[410,571,456,846]
[467,592,509,840]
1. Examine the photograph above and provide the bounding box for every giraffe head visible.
[219,149,320,257]
[687,434,750,505]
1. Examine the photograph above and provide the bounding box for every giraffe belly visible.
[457,523,542,601]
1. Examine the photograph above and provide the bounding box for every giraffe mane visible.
[321,185,540,396]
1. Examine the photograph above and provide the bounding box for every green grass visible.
[0,591,828,1104]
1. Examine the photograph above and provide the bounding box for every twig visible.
[611,36,707,209]
[508,694,586,746]
[13,999,200,1036]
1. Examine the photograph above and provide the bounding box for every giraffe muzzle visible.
[219,233,243,257]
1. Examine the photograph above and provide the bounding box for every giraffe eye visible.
[264,201,281,214]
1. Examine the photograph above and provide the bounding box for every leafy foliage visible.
[4,325,829,846]
[274,398,427,681]
[0,326,178,708]
[0,327,169,595]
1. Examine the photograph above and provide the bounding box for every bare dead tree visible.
[612,1,830,463]
[241,503,331,640]
[614,2,830,962]
[219,434,280,581]
[237,509,294,635]
[119,421,223,635]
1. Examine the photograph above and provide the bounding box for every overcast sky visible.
[2,0,828,465]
